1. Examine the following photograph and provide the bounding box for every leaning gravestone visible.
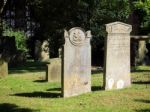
[104,22,132,90]
[62,27,92,97]
[0,59,8,78]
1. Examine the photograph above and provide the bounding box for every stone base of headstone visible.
[0,60,8,78]
[46,58,61,82]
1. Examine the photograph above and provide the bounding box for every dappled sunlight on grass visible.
[0,65,149,112]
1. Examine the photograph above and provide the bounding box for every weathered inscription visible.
[62,27,92,97]
[104,22,132,90]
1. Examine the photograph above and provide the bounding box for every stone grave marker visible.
[34,40,49,62]
[104,22,132,90]
[62,27,92,97]
[46,58,61,82]
[40,40,49,62]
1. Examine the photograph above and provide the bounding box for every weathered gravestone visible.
[104,22,132,90]
[40,40,50,62]
[131,36,150,65]
[34,40,50,62]
[0,59,8,78]
[62,27,92,97]
[46,58,61,82]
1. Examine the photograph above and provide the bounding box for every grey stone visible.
[40,40,50,62]
[131,35,150,66]
[62,27,92,97]
[34,40,50,62]
[46,58,61,82]
[0,59,8,78]
[104,22,132,90]
[136,40,149,65]
[58,48,62,58]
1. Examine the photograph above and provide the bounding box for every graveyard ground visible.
[0,61,149,112]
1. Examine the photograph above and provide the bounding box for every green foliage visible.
[2,23,28,52]
[133,0,150,34]
[26,0,131,57]
[134,0,150,15]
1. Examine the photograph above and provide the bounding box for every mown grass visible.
[0,63,149,112]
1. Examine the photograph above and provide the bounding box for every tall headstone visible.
[104,22,132,90]
[62,27,92,97]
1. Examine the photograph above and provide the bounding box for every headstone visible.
[34,40,50,62]
[136,40,149,65]
[0,59,8,78]
[104,22,132,90]
[46,58,61,82]
[62,27,92,97]
[40,40,50,62]
[131,36,150,66]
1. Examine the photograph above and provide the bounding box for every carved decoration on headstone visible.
[62,27,92,97]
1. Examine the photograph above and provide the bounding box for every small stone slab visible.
[46,58,61,82]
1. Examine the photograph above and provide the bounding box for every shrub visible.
[2,22,28,52]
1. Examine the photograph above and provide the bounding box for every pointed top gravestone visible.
[62,27,92,97]
[104,22,132,90]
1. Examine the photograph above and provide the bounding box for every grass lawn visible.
[0,62,150,112]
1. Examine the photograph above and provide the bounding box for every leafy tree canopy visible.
[26,0,131,57]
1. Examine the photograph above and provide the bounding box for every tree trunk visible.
[0,0,7,14]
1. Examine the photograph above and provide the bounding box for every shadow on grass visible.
[12,91,62,98]
[0,103,38,112]
[33,80,47,83]
[9,61,48,74]
[135,109,150,112]
[46,86,104,92]
[132,81,150,84]
[47,88,61,91]
[92,86,104,92]
[134,99,150,103]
